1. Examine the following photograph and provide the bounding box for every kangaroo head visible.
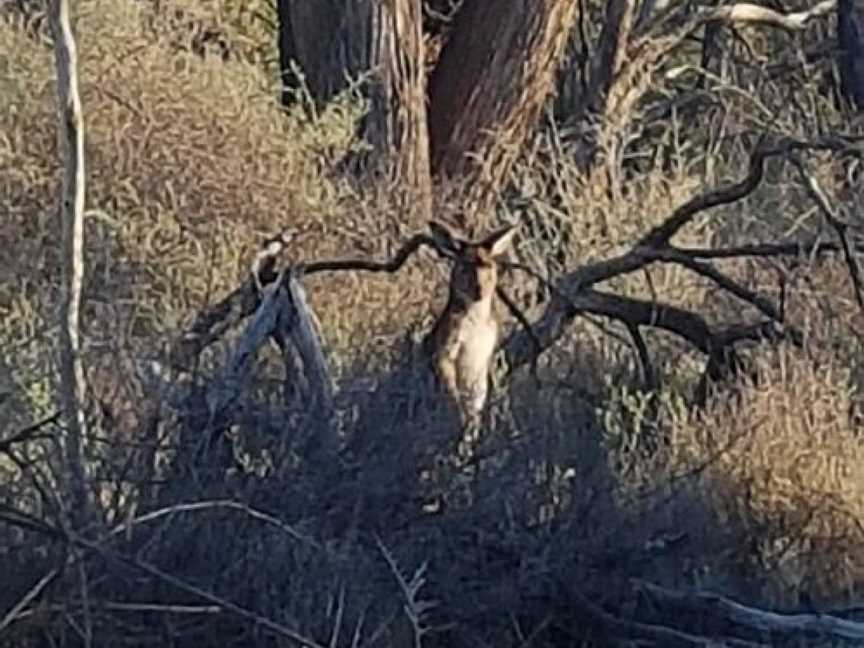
[429,221,518,306]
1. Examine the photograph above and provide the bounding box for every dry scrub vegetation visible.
[2,1,864,647]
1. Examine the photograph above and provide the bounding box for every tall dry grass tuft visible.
[1,0,366,336]
[615,346,864,606]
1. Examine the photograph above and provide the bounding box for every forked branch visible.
[168,233,442,369]
[167,138,862,403]
[502,137,861,375]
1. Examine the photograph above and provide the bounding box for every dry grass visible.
[2,1,864,646]
[613,346,864,608]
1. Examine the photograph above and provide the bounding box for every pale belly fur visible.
[454,315,497,415]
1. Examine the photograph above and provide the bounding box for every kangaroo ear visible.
[481,224,519,258]
[428,220,464,256]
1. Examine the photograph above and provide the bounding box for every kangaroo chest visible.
[437,308,497,415]
[454,313,498,383]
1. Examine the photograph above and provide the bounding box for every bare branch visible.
[567,586,766,648]
[0,568,61,633]
[300,233,442,275]
[638,137,851,248]
[636,579,864,645]
[168,233,442,370]
[789,156,864,312]
[679,239,851,259]
[659,250,782,321]
[708,1,837,32]
[501,138,861,374]
[108,499,318,547]
[0,412,61,455]
[0,506,329,648]
[627,323,657,388]
[273,273,335,449]
[50,0,90,526]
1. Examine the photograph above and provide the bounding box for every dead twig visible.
[0,506,329,648]
[635,579,864,645]
[566,586,766,647]
[168,233,441,370]
[789,155,864,312]
[0,412,61,455]
[0,568,61,633]
[107,499,319,548]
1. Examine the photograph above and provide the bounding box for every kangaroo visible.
[423,220,519,426]
[342,221,518,521]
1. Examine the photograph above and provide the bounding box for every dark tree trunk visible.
[285,0,372,106]
[838,0,864,110]
[427,0,578,224]
[363,0,431,216]
[279,0,431,218]
[698,20,726,90]
[276,0,299,107]
[281,0,579,226]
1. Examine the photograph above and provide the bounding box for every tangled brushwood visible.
[2,1,864,647]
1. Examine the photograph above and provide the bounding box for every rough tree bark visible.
[49,0,90,523]
[427,0,578,224]
[364,0,431,216]
[279,1,577,226]
[279,0,431,218]
[282,0,372,108]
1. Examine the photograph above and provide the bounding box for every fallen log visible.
[635,580,864,646]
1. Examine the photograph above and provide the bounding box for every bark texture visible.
[287,0,372,106]
[364,0,431,217]
[49,0,90,523]
[427,0,578,223]
[281,0,431,217]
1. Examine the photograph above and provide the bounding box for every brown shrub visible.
[621,346,864,606]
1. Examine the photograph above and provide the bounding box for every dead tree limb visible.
[568,587,766,648]
[271,273,336,454]
[166,270,338,484]
[50,0,90,524]
[206,280,289,418]
[707,1,837,32]
[635,580,864,645]
[502,138,861,375]
[0,412,61,456]
[283,274,332,414]
[0,506,330,648]
[167,233,441,370]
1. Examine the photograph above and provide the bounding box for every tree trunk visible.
[363,0,431,217]
[49,0,90,526]
[286,0,371,107]
[281,0,431,219]
[571,0,636,173]
[427,0,578,225]
[838,0,864,110]
[276,0,299,107]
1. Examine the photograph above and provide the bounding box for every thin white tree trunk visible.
[50,0,90,523]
